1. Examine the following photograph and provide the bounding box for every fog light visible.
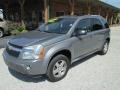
[26,65,31,70]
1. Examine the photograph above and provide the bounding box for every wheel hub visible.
[53,60,67,78]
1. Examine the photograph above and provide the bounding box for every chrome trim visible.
[7,43,22,52]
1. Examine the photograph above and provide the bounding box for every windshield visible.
[39,18,76,34]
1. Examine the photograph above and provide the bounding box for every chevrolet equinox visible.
[3,15,110,82]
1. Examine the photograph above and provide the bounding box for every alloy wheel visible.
[53,60,67,78]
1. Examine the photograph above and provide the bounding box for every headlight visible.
[22,45,44,60]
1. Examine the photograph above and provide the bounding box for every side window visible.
[101,17,109,28]
[91,18,103,31]
[0,18,3,22]
[75,18,91,32]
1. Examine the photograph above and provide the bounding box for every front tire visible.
[47,55,70,82]
[99,40,109,55]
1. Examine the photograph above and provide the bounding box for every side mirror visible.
[78,30,87,35]
[74,28,87,36]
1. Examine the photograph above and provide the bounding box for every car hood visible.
[9,31,64,47]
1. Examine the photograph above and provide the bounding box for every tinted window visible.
[91,18,103,31]
[75,18,91,32]
[101,17,109,28]
[0,18,3,22]
[40,18,76,34]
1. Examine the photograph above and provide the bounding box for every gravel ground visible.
[0,26,120,90]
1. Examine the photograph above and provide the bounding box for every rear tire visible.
[47,55,70,82]
[0,29,4,38]
[99,40,109,55]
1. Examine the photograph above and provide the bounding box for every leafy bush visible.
[8,22,28,35]
[17,26,25,32]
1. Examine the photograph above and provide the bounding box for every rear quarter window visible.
[91,18,103,31]
[101,17,109,29]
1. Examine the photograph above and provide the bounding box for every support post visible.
[87,0,91,15]
[44,0,49,23]
[88,6,91,15]
[110,15,113,25]
[69,0,75,16]
[98,6,101,15]
[115,14,118,24]
[106,13,109,21]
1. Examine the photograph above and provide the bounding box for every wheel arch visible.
[45,48,72,72]
[49,49,71,63]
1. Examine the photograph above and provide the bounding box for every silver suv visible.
[0,18,8,37]
[3,15,110,82]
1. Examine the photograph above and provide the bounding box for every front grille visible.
[6,43,22,57]
[9,42,23,49]
[6,47,20,57]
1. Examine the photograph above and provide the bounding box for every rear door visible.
[90,18,105,50]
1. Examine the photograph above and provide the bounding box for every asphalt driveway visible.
[0,26,120,90]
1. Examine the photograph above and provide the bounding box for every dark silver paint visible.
[3,15,110,75]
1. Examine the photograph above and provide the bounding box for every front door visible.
[71,18,93,61]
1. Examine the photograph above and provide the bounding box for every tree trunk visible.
[18,0,26,27]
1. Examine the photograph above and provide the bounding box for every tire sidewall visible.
[100,40,109,55]
[47,55,70,82]
[0,29,3,38]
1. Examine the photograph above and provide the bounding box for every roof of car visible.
[59,15,101,19]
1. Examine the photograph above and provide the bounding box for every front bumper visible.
[3,49,47,75]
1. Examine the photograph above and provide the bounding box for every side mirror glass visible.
[74,28,87,36]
